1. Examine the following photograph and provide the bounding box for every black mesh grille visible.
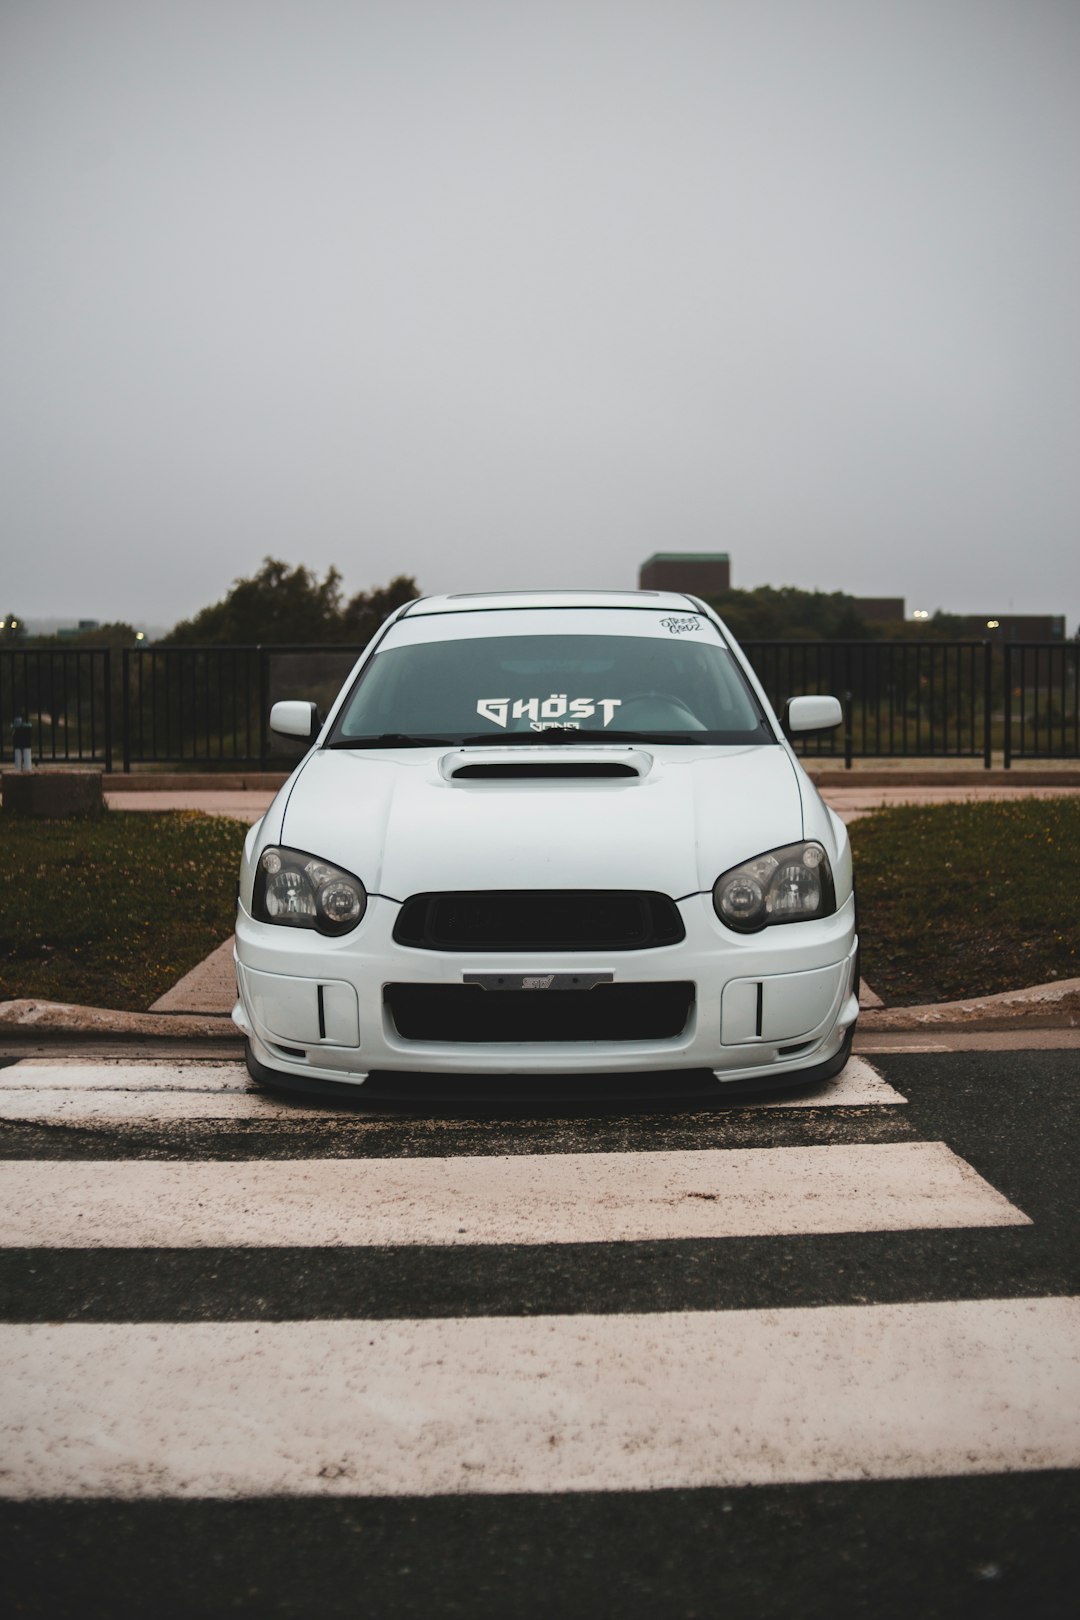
[385,982,694,1043]
[393,891,685,952]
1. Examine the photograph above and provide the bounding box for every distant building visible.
[635,557,1066,640]
[853,597,905,623]
[639,553,730,596]
[962,614,1065,641]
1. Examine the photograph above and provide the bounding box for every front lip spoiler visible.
[243,1025,855,1108]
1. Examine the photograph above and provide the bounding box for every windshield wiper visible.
[328,729,711,750]
[326,734,451,749]
[456,729,703,746]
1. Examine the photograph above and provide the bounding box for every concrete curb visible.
[8,766,1079,792]
[858,977,1080,1033]
[4,977,1079,1041]
[102,773,289,793]
[807,770,1080,787]
[0,1000,240,1040]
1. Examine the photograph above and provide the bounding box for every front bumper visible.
[233,891,858,1092]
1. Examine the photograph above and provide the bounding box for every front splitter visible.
[243,1024,855,1106]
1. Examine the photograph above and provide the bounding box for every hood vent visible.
[442,747,652,782]
[453,760,637,780]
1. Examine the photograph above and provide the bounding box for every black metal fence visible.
[2,639,1077,770]
[1003,642,1080,767]
[743,640,994,767]
[120,645,366,769]
[0,647,113,770]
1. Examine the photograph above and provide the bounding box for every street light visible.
[986,619,1000,630]
[913,609,930,621]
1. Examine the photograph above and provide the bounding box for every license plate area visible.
[384,982,695,1043]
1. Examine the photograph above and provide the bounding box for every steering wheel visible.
[616,692,705,727]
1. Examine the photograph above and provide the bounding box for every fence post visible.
[1003,645,1012,770]
[258,647,269,771]
[983,641,993,769]
[103,649,113,773]
[844,644,853,769]
[122,649,132,772]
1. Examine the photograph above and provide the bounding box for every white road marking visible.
[857,1043,951,1054]
[754,1055,906,1107]
[1,1063,250,1091]
[2,1297,1076,1499]
[0,1090,333,1122]
[0,1141,1027,1248]
[0,1055,905,1120]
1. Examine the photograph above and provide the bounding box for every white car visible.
[233,590,859,1098]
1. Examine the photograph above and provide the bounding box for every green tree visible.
[706,586,869,641]
[61,622,142,649]
[339,575,420,643]
[164,558,346,645]
[163,559,420,646]
[878,610,970,642]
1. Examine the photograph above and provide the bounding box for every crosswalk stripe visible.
[0,1055,906,1120]
[0,1089,343,1122]
[0,1141,1027,1249]
[2,1062,248,1090]
[2,1297,1077,1499]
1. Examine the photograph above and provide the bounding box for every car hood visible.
[276,743,806,899]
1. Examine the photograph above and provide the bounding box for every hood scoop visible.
[441,747,653,783]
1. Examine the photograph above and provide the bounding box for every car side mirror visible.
[784,695,843,734]
[269,700,321,741]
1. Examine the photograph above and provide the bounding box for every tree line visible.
[0,565,1029,648]
[1,561,419,651]
[703,586,999,642]
[161,560,419,647]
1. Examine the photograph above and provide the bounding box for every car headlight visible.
[253,846,367,935]
[712,841,836,932]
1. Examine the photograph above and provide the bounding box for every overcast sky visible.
[2,0,1078,633]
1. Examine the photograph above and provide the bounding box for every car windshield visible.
[328,618,774,747]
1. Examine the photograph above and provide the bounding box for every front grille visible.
[393,890,685,952]
[385,982,694,1044]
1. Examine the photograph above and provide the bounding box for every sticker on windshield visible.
[659,615,701,634]
[477,695,623,731]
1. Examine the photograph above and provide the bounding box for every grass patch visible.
[2,800,1076,1014]
[0,811,247,1012]
[851,797,1080,1005]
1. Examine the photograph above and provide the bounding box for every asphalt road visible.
[1,1044,1078,1620]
